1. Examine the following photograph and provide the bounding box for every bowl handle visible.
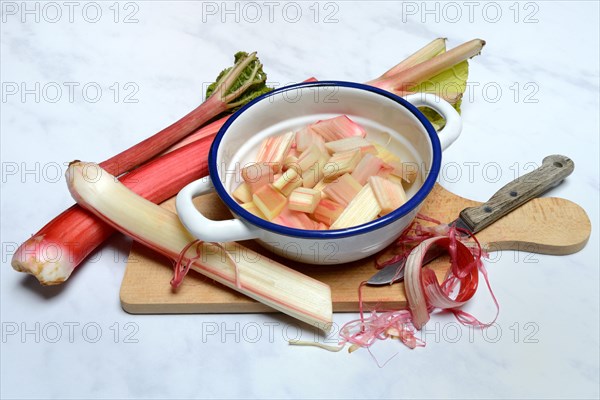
[176,177,262,242]
[404,93,463,151]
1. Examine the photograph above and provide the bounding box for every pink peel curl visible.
[339,282,425,350]
[172,240,242,290]
[340,216,500,353]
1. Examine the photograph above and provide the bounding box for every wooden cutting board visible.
[120,184,590,313]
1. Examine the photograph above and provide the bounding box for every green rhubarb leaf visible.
[412,59,469,130]
[206,51,273,111]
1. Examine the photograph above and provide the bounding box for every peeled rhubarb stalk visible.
[67,161,333,330]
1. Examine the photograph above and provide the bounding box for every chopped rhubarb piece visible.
[312,198,344,225]
[282,145,300,172]
[252,185,287,220]
[368,176,408,215]
[273,168,303,196]
[288,187,321,213]
[296,127,326,152]
[283,155,299,171]
[351,153,386,185]
[240,202,267,219]
[255,131,294,172]
[312,179,328,195]
[322,173,363,206]
[241,162,275,192]
[386,173,404,186]
[273,207,319,230]
[330,185,381,229]
[310,115,366,141]
[373,143,400,163]
[232,182,253,203]
[316,222,330,230]
[323,149,362,181]
[297,144,324,172]
[295,127,313,152]
[377,162,394,179]
[359,144,377,155]
[325,137,376,154]
[302,157,328,188]
[387,160,419,183]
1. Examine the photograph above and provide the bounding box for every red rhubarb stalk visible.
[101,52,269,175]
[12,132,213,284]
[11,51,271,284]
[160,116,230,155]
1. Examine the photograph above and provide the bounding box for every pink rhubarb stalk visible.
[368,39,485,96]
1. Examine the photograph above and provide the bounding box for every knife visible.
[367,154,575,286]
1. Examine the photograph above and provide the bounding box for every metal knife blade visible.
[367,154,574,286]
[367,244,445,286]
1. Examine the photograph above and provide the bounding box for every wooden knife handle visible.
[459,155,575,233]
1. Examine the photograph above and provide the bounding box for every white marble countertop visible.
[1,1,598,399]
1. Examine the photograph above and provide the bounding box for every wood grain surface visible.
[120,184,590,314]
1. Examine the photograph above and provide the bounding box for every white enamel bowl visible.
[176,81,461,264]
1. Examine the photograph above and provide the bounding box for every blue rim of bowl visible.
[209,81,442,239]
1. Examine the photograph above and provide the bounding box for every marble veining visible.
[1,1,598,399]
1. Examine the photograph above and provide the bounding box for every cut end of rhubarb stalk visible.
[205,51,273,111]
[11,237,76,285]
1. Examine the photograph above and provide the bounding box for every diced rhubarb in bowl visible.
[175,81,461,264]
[230,115,416,230]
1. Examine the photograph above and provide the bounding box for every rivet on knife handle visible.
[458,155,574,233]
